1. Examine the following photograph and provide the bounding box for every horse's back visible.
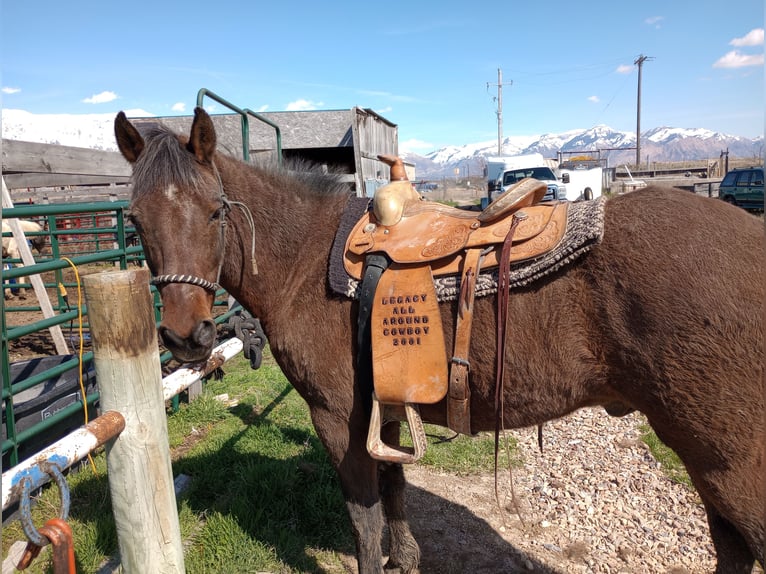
[600,185,762,303]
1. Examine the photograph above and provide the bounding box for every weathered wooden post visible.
[84,268,185,573]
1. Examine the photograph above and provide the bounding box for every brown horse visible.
[115,108,764,574]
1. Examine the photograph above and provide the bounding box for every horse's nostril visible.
[194,319,217,348]
[158,325,181,350]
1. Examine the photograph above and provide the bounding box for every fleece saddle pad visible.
[328,196,606,302]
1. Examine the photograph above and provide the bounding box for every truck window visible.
[737,172,752,187]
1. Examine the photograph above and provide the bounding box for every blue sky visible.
[1,1,763,153]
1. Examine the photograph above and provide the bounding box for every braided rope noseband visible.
[151,274,220,293]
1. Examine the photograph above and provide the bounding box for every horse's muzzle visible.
[158,319,217,363]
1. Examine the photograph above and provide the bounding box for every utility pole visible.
[488,68,512,155]
[634,54,652,167]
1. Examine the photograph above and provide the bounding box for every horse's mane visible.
[132,125,349,200]
[269,158,351,198]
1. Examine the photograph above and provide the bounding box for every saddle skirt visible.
[343,199,569,281]
[329,194,606,303]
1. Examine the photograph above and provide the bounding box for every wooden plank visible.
[2,139,131,177]
[9,188,132,204]
[2,177,70,354]
[4,172,130,189]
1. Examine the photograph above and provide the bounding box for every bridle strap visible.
[214,161,258,276]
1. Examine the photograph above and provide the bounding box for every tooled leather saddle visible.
[346,155,569,463]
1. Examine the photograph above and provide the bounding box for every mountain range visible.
[2,108,763,179]
[404,125,764,178]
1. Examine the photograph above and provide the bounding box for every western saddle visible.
[345,155,568,463]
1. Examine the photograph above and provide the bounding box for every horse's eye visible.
[210,208,225,222]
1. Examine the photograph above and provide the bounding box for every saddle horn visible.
[373,155,421,226]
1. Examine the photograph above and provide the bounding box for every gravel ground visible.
[394,407,759,573]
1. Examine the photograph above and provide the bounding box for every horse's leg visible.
[17,268,28,299]
[379,422,419,573]
[703,502,756,573]
[310,406,386,574]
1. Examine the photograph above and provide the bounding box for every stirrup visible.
[366,393,426,463]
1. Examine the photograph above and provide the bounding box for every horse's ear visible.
[114,111,144,164]
[187,107,216,164]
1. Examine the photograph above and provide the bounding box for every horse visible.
[2,219,47,299]
[114,108,764,574]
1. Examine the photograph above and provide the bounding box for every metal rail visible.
[196,88,282,165]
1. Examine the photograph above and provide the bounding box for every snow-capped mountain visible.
[1,108,150,151]
[404,124,763,178]
[2,109,762,178]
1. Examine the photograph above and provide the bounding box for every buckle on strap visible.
[366,393,426,464]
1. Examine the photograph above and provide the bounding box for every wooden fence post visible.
[83,268,185,573]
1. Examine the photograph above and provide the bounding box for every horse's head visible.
[114,108,227,363]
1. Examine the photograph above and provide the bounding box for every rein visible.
[150,160,258,293]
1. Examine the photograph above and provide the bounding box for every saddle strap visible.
[447,247,486,435]
[495,215,521,451]
[357,253,391,415]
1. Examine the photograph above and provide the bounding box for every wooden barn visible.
[132,106,401,197]
[3,105,402,204]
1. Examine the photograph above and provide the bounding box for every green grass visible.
[639,424,694,489]
[2,347,510,573]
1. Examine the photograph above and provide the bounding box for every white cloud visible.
[587,95,600,104]
[713,50,764,69]
[2,87,20,94]
[645,16,663,28]
[616,64,633,74]
[731,28,764,47]
[254,105,269,113]
[399,138,434,153]
[171,102,186,112]
[286,99,323,111]
[82,91,118,104]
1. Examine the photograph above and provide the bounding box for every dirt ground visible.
[336,408,727,574]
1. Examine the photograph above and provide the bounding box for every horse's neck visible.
[222,167,348,325]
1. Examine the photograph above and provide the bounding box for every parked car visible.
[719,166,764,211]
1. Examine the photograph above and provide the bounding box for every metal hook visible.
[19,462,70,548]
